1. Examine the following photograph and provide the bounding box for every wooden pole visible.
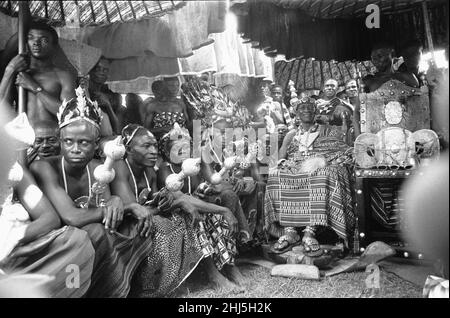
[18,1,28,114]
[17,1,28,166]
[421,0,436,62]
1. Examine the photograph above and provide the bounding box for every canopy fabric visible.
[1,2,230,83]
[0,1,186,26]
[84,0,227,59]
[247,0,447,19]
[274,57,375,92]
[106,13,275,94]
[230,0,449,61]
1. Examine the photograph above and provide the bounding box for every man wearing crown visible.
[28,87,175,297]
[0,21,76,128]
[265,97,356,256]
[0,107,95,297]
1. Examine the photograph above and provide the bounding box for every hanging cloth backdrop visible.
[106,11,275,94]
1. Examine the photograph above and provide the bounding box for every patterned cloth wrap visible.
[152,111,186,130]
[192,190,241,271]
[1,225,95,298]
[196,213,237,271]
[283,125,354,173]
[73,195,203,298]
[265,124,356,246]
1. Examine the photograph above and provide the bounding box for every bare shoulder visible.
[53,67,75,81]
[143,97,153,105]
[145,167,157,179]
[89,158,103,170]
[113,159,130,178]
[30,157,58,178]
[145,99,158,112]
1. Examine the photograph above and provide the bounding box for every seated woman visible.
[144,77,191,141]
[156,124,246,290]
[0,162,95,297]
[265,97,356,256]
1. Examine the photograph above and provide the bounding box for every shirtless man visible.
[363,42,419,93]
[30,106,123,232]
[1,22,76,127]
[29,89,136,297]
[88,57,125,135]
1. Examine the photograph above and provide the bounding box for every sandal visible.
[302,226,324,257]
[270,228,301,254]
[238,230,251,245]
[302,236,324,257]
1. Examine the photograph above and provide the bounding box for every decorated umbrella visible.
[230,0,448,61]
[275,57,376,92]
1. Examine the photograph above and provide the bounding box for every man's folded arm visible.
[30,160,103,228]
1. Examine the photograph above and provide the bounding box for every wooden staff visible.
[17,1,29,166]
[17,1,28,115]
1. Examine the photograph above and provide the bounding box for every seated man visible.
[182,78,265,247]
[27,119,60,164]
[363,42,419,93]
[112,124,226,296]
[265,97,356,256]
[0,164,95,298]
[29,87,161,297]
[0,111,94,297]
[156,123,245,291]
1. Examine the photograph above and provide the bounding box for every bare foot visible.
[204,259,245,294]
[222,265,246,286]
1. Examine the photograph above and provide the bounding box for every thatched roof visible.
[0,1,185,26]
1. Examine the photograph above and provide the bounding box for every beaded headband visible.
[122,124,155,146]
[57,86,103,130]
